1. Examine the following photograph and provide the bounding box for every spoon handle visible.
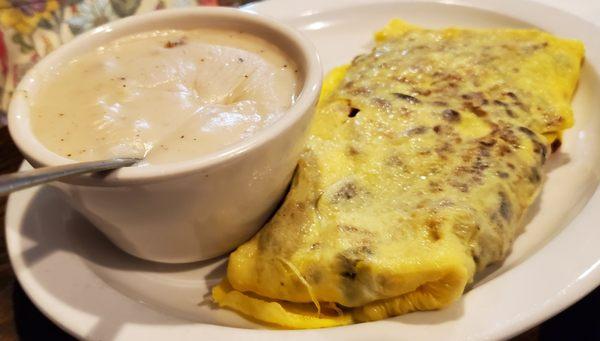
[0,158,141,196]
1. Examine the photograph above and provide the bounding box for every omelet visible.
[212,20,584,328]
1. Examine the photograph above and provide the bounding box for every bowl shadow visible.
[16,186,228,339]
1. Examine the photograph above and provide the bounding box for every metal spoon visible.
[0,158,141,196]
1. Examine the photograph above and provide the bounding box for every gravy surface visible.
[31,29,299,164]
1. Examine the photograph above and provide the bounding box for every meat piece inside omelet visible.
[212,20,584,328]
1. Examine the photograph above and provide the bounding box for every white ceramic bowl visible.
[7,7,322,263]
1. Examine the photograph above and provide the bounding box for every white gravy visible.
[30,28,299,164]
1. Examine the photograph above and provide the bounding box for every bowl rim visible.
[7,7,322,185]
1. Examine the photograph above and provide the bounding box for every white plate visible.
[6,0,600,340]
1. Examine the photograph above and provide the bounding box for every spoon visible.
[0,158,141,196]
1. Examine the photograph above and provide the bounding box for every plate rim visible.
[7,0,600,339]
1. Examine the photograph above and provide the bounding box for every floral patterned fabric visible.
[0,0,255,124]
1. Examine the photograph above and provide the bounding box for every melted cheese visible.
[213,20,584,328]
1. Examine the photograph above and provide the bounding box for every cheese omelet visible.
[212,20,584,328]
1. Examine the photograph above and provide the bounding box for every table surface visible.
[1,0,600,336]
